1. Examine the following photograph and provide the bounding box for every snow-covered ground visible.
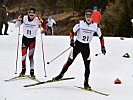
[0,23,133,100]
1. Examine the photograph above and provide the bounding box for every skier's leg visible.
[20,36,28,76]
[53,44,80,80]
[81,44,91,89]
[29,41,36,77]
[83,60,91,89]
[20,46,28,76]
[60,57,74,75]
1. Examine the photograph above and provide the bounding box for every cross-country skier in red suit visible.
[15,6,46,78]
[52,9,106,89]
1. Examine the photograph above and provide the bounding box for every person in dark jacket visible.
[0,5,9,35]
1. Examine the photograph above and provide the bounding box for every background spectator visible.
[47,16,56,35]
[0,5,9,35]
[92,6,102,27]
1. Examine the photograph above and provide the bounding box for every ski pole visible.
[38,18,47,77]
[47,47,71,64]
[95,53,102,56]
[40,29,47,77]
[15,26,20,74]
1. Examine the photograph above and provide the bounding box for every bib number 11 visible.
[27,30,31,35]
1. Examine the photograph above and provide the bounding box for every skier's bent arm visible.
[15,21,22,27]
[96,27,106,55]
[70,23,80,39]
[15,15,23,27]
[99,35,105,47]
[96,27,104,47]
[69,23,80,48]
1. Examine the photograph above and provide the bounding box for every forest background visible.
[0,0,133,37]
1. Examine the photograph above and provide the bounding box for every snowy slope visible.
[0,23,133,100]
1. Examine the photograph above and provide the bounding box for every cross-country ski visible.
[75,86,109,96]
[24,77,75,87]
[5,75,40,82]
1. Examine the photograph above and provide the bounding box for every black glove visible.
[70,39,75,48]
[101,46,106,55]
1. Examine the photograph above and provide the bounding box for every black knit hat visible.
[28,6,36,14]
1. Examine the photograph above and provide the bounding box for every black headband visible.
[85,12,92,16]
[28,7,36,14]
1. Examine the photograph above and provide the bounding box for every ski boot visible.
[0,33,3,35]
[84,80,91,90]
[19,68,26,77]
[30,69,36,79]
[52,74,64,81]
[4,33,9,35]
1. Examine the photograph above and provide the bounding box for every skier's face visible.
[28,13,36,19]
[85,15,93,22]
[85,11,93,22]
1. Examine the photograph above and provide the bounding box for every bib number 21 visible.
[82,36,89,41]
